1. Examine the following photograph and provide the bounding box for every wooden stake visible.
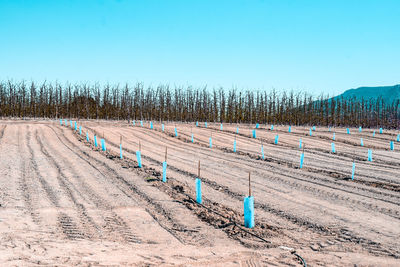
[120,135,122,146]
[139,141,141,152]
[198,160,200,177]
[165,146,168,162]
[248,172,251,197]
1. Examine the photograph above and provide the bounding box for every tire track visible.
[32,129,99,240]
[57,213,84,240]
[17,125,41,225]
[38,128,141,244]
[0,124,7,143]
[48,125,206,246]
[27,128,61,207]
[25,126,84,239]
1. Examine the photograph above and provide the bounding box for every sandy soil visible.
[0,120,399,266]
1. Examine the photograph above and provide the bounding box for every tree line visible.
[0,80,398,128]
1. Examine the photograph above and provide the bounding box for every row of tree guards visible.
[60,119,399,228]
[64,117,399,169]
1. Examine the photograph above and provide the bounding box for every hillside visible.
[336,84,400,103]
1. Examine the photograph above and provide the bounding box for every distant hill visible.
[335,84,400,104]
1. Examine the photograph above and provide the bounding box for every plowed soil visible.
[1,120,399,266]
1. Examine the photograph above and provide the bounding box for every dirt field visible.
[0,120,399,266]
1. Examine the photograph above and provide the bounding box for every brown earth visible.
[0,119,399,266]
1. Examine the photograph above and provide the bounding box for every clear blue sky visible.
[0,0,399,96]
